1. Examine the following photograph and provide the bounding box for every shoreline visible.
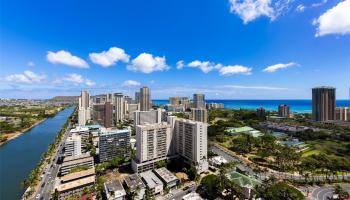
[0,118,47,146]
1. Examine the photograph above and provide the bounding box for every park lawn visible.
[305,140,350,160]
[301,148,320,157]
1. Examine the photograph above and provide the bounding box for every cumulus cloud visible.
[89,47,130,67]
[296,4,305,12]
[63,73,95,86]
[313,0,350,37]
[176,60,185,69]
[219,65,252,76]
[263,62,297,72]
[127,53,169,74]
[47,50,89,68]
[187,60,221,73]
[122,80,141,87]
[4,70,46,84]
[228,0,293,24]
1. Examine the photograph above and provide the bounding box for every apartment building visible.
[98,128,131,162]
[64,134,82,157]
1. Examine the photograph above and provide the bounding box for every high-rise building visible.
[191,108,208,123]
[79,90,90,109]
[64,134,82,157]
[140,87,151,111]
[335,107,350,121]
[78,91,91,126]
[206,103,224,110]
[133,109,165,126]
[169,97,180,105]
[256,107,266,119]
[312,86,336,121]
[98,128,131,162]
[132,122,173,173]
[193,94,205,109]
[174,119,208,173]
[278,104,290,118]
[92,102,113,128]
[126,103,139,120]
[135,92,140,104]
[113,93,125,123]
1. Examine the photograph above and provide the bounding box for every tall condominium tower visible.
[132,122,173,173]
[135,92,140,104]
[278,104,290,118]
[78,90,91,125]
[113,93,125,123]
[174,119,208,173]
[140,87,151,111]
[193,93,205,109]
[191,108,208,123]
[79,90,90,109]
[312,87,336,121]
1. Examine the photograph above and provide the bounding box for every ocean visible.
[152,99,350,113]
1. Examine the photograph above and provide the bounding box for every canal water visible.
[0,106,75,200]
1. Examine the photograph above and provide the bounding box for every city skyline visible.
[1,0,350,99]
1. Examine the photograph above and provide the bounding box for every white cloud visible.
[63,73,95,86]
[27,61,35,67]
[176,60,185,69]
[313,0,350,37]
[228,0,293,24]
[219,65,252,76]
[187,60,221,73]
[127,53,169,73]
[89,47,130,67]
[47,50,89,68]
[263,62,297,72]
[4,70,46,84]
[311,0,327,8]
[122,80,141,87]
[296,4,305,12]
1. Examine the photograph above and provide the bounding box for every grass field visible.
[304,140,350,160]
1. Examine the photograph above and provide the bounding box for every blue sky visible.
[0,0,349,99]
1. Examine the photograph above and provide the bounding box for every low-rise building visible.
[104,179,127,200]
[182,192,203,200]
[140,170,163,196]
[209,156,228,167]
[124,174,146,200]
[56,175,95,198]
[60,153,94,175]
[153,167,179,189]
[70,126,90,147]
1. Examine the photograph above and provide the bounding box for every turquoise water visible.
[153,100,350,113]
[0,107,75,200]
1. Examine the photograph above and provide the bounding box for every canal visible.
[0,106,75,200]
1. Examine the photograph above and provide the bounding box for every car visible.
[36,194,40,199]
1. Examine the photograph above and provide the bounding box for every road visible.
[310,184,350,200]
[33,123,71,200]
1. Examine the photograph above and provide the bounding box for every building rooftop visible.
[60,167,95,183]
[226,126,254,133]
[62,156,94,167]
[99,128,130,136]
[70,126,89,133]
[226,171,260,189]
[312,86,336,89]
[140,170,163,189]
[63,153,91,162]
[104,179,126,198]
[57,175,95,192]
[124,174,145,190]
[182,192,203,200]
[153,167,179,183]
